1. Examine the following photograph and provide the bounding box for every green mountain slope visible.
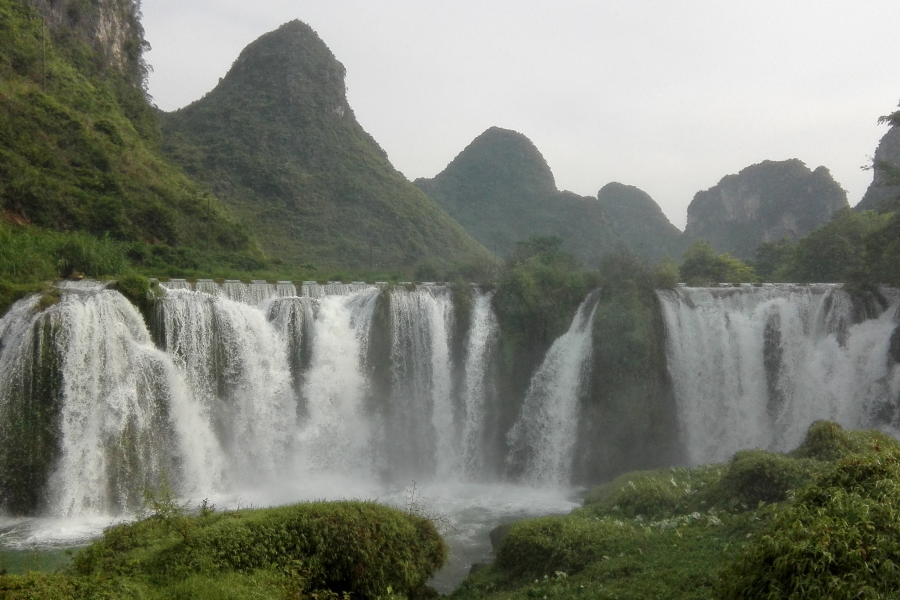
[415,127,618,265]
[683,159,848,259]
[596,182,681,261]
[161,21,492,271]
[415,127,680,264]
[0,0,252,251]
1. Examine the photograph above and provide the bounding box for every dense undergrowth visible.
[0,500,447,600]
[455,422,900,600]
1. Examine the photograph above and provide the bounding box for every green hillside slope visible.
[0,0,253,251]
[416,127,681,265]
[415,127,618,265]
[161,21,493,271]
[597,182,682,261]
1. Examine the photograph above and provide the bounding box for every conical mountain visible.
[161,21,492,270]
[415,127,617,264]
[596,182,681,261]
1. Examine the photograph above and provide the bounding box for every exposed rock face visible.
[597,182,682,261]
[683,159,848,259]
[415,127,618,265]
[161,21,492,269]
[25,0,147,85]
[857,126,900,212]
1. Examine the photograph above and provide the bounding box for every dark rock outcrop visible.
[683,159,848,259]
[857,126,900,212]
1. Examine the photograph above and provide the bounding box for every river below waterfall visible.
[0,478,579,592]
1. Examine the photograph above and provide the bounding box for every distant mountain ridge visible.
[683,159,848,259]
[415,127,680,264]
[161,20,493,270]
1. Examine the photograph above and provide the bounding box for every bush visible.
[494,516,639,578]
[582,465,723,519]
[717,449,822,507]
[790,420,900,462]
[719,450,900,599]
[72,501,447,599]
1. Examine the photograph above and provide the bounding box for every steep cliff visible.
[415,127,619,266]
[857,125,900,212]
[683,159,848,259]
[161,21,492,270]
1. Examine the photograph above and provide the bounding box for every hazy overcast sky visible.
[141,1,900,229]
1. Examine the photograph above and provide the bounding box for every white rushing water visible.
[659,285,900,465]
[461,290,499,478]
[507,290,601,486]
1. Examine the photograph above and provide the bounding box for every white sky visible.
[141,1,900,229]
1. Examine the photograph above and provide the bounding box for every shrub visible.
[494,516,639,578]
[583,465,723,519]
[790,420,900,462]
[716,449,822,507]
[73,501,447,599]
[719,450,900,599]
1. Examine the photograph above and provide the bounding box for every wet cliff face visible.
[683,159,848,259]
[24,0,147,85]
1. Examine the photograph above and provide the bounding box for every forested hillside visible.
[0,0,253,250]
[161,21,493,272]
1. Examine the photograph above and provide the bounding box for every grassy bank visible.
[0,500,446,600]
[455,422,900,600]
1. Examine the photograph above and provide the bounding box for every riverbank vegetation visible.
[455,421,900,600]
[0,500,446,600]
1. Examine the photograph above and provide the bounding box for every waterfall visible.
[384,285,458,478]
[0,283,220,516]
[659,285,900,465]
[460,289,499,478]
[507,290,601,486]
[154,289,296,481]
[295,289,380,472]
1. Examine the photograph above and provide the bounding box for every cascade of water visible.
[295,288,381,472]
[659,285,900,465]
[154,289,296,482]
[195,279,219,296]
[1,286,221,516]
[159,279,191,291]
[507,290,601,486]
[460,289,499,478]
[276,281,298,298]
[385,286,457,478]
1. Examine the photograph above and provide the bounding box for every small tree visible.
[679,240,757,285]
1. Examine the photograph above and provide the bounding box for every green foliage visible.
[67,501,446,600]
[790,420,900,462]
[717,450,822,507]
[582,465,723,519]
[458,423,900,600]
[752,208,900,287]
[719,450,900,599]
[680,240,758,285]
[494,516,641,579]
[0,0,254,253]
